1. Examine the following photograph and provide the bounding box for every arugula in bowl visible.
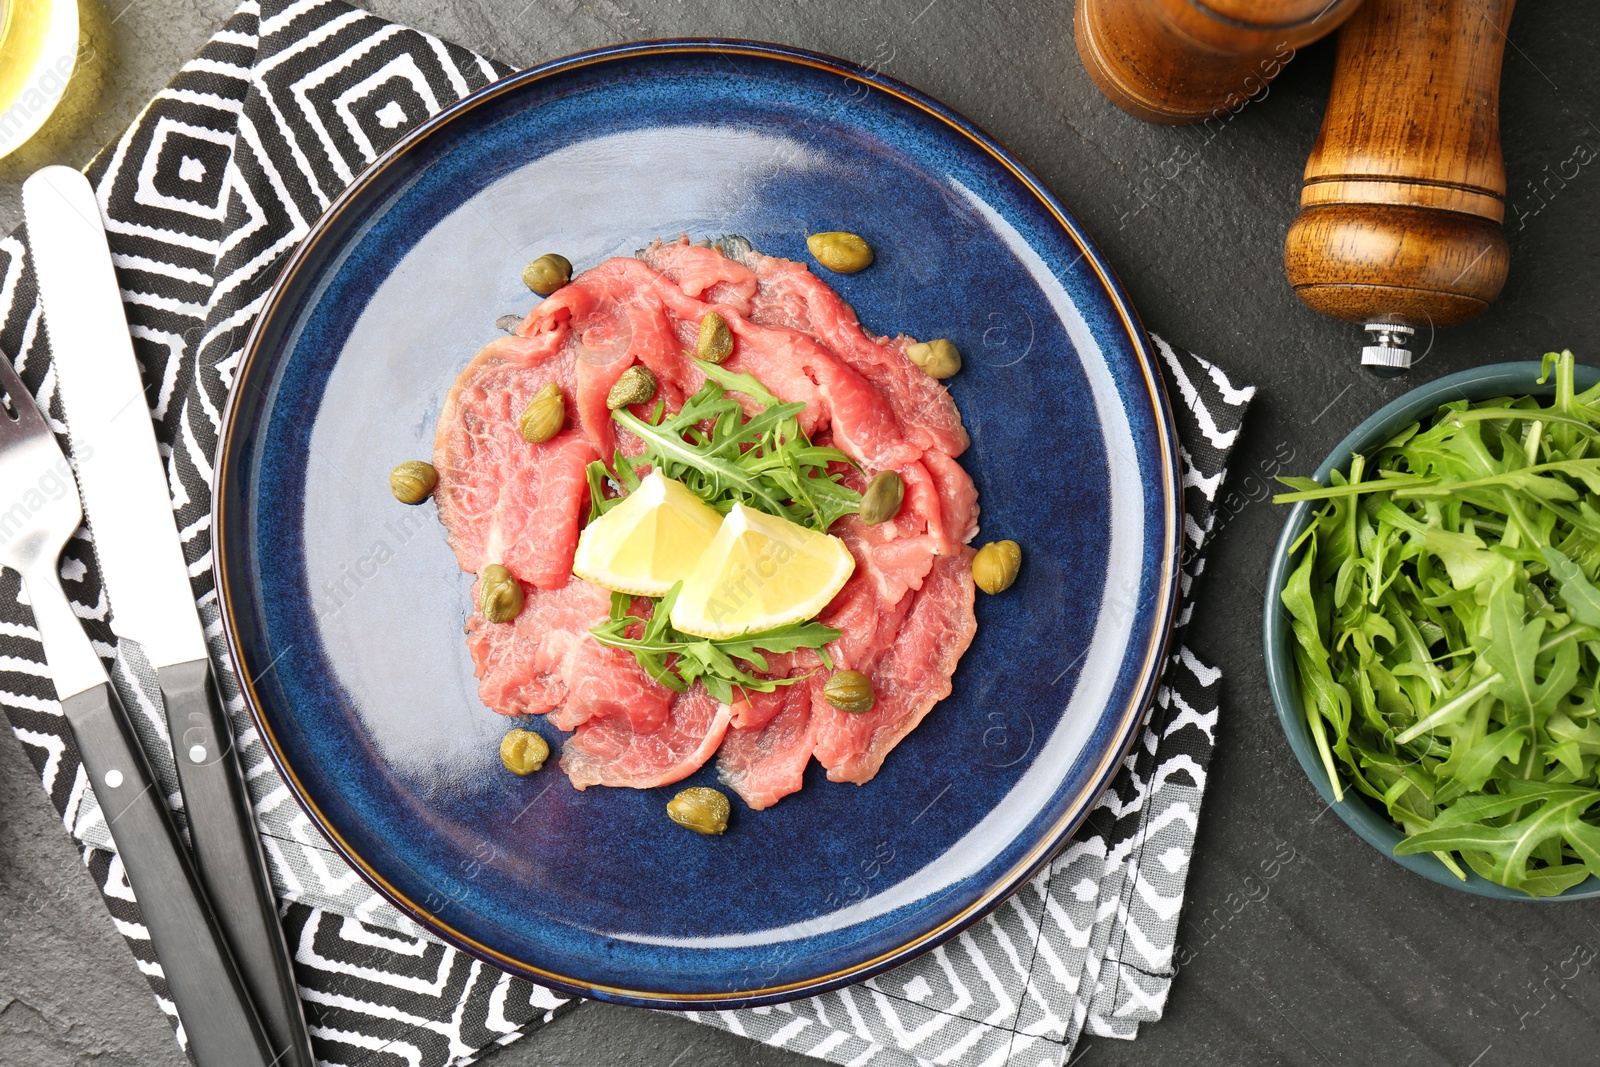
[1275,351,1600,897]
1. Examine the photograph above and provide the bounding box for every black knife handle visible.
[160,658,316,1067]
[62,680,275,1067]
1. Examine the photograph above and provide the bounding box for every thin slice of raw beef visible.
[717,679,819,810]
[724,650,815,731]
[922,448,981,550]
[466,578,673,733]
[725,318,917,470]
[519,258,684,460]
[561,684,733,790]
[637,239,759,312]
[830,467,940,608]
[434,335,597,589]
[645,239,920,470]
[740,248,969,458]
[818,569,917,677]
[811,551,978,784]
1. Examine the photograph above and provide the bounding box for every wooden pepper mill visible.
[1283,0,1515,373]
[1074,0,1365,125]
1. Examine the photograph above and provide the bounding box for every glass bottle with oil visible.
[0,0,80,160]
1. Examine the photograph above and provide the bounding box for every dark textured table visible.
[3,2,1597,1064]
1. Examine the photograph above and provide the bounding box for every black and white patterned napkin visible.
[0,3,1253,1064]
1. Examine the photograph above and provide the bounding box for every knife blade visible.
[23,166,316,1067]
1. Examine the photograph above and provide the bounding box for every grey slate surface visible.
[3,1,1599,1065]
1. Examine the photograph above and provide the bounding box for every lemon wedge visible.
[670,503,855,638]
[572,471,725,596]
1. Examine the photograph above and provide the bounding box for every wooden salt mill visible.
[1284,0,1515,373]
[1074,0,1365,125]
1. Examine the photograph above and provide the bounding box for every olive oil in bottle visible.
[0,0,80,160]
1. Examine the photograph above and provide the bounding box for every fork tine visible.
[0,349,51,438]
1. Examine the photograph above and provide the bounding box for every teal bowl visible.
[1264,360,1600,900]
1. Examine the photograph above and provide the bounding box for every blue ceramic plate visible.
[216,40,1182,1005]
[1265,361,1600,900]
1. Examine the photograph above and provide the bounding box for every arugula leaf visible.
[589,370,862,533]
[695,359,784,407]
[589,583,838,702]
[1436,725,1528,802]
[587,462,620,523]
[715,623,839,670]
[1282,536,1354,800]
[1276,350,1600,895]
[1481,577,1577,730]
[1541,545,1600,627]
[1395,780,1600,894]
[616,406,795,516]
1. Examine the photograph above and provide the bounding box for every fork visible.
[0,353,278,1067]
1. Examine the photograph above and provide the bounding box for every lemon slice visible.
[572,471,725,596]
[670,503,855,638]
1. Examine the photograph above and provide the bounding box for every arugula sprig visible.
[584,363,852,701]
[1275,349,1600,896]
[591,584,837,705]
[586,360,862,533]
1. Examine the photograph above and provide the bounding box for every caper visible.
[972,540,1021,594]
[823,669,876,714]
[480,563,525,623]
[667,786,731,835]
[519,382,565,443]
[806,231,874,273]
[522,253,572,295]
[389,460,437,504]
[607,365,657,410]
[906,338,961,379]
[495,313,523,334]
[858,470,905,525]
[500,728,549,775]
[697,311,734,364]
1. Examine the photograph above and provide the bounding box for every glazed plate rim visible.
[214,37,1184,1006]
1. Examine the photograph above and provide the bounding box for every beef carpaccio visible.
[434,238,979,809]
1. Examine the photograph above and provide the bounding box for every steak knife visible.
[23,166,316,1067]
